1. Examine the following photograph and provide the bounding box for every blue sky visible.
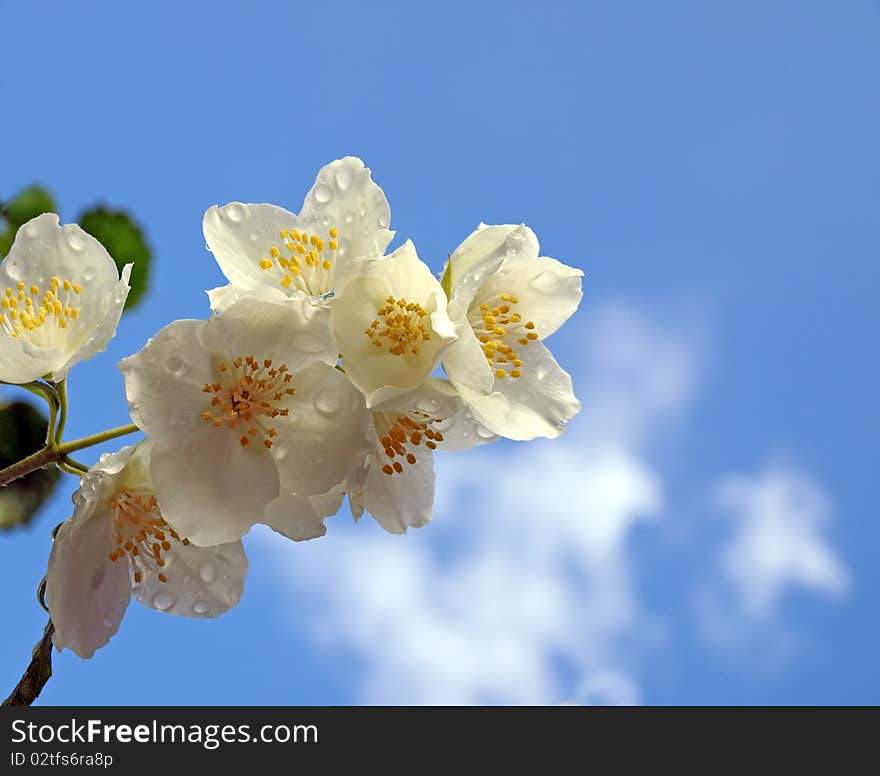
[1,0,877,704]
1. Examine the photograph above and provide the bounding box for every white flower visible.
[118,289,369,546]
[441,224,583,440]
[46,441,248,659]
[0,213,132,384]
[348,378,495,533]
[332,240,457,407]
[203,157,393,304]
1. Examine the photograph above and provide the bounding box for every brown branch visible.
[2,619,55,706]
[0,445,61,488]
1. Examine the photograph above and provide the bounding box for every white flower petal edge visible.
[204,157,394,304]
[441,224,583,441]
[263,485,346,542]
[0,213,131,384]
[349,378,494,533]
[119,289,361,546]
[46,441,247,659]
[332,240,457,408]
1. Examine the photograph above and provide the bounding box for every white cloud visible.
[695,459,851,670]
[261,301,699,704]
[716,461,850,619]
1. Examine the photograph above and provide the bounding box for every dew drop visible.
[23,222,39,239]
[152,590,176,611]
[224,203,245,223]
[313,183,333,204]
[272,442,289,461]
[333,166,352,191]
[248,231,260,242]
[344,211,355,224]
[66,231,85,252]
[529,271,561,294]
[377,211,390,229]
[193,601,210,616]
[165,354,185,377]
[476,425,495,439]
[199,562,217,584]
[416,397,439,412]
[314,388,343,415]
[82,268,96,282]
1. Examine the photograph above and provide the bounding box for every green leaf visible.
[440,254,452,299]
[0,402,60,531]
[77,207,151,310]
[0,225,14,259]
[1,185,56,228]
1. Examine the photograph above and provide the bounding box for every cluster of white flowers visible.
[1,158,583,659]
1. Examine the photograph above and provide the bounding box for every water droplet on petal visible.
[344,211,355,224]
[272,442,289,461]
[152,590,176,611]
[193,601,210,615]
[82,268,96,282]
[313,183,333,204]
[333,166,352,191]
[199,562,217,584]
[476,425,495,439]
[377,212,390,229]
[315,388,343,415]
[23,222,39,239]
[224,203,245,223]
[166,354,185,377]
[248,230,260,242]
[416,398,439,412]
[529,271,561,294]
[67,231,85,252]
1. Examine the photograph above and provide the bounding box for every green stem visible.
[57,424,139,456]
[52,379,68,443]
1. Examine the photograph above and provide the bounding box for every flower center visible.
[259,226,339,297]
[200,355,294,449]
[107,490,190,585]
[365,296,432,356]
[375,412,444,476]
[0,277,82,349]
[468,291,537,380]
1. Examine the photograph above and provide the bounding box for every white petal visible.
[118,318,215,438]
[132,540,248,619]
[272,362,371,496]
[0,214,130,382]
[332,240,456,406]
[297,156,394,270]
[447,223,538,292]
[441,317,495,395]
[55,264,132,380]
[375,377,496,452]
[46,499,131,660]
[477,254,583,339]
[363,446,435,533]
[264,484,345,541]
[150,432,279,546]
[206,283,288,313]
[204,289,337,369]
[203,202,300,291]
[464,340,581,440]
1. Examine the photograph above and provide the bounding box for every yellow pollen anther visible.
[202,355,295,447]
[255,225,339,295]
[365,295,432,356]
[108,490,188,585]
[469,290,536,381]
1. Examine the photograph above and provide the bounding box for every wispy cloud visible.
[697,459,850,668]
[262,301,698,704]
